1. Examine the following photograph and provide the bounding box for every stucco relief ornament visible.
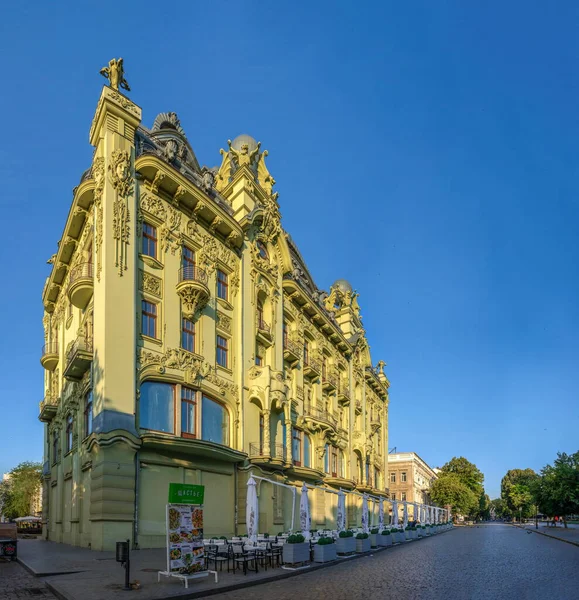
[163,139,178,162]
[160,207,181,254]
[109,149,133,275]
[228,139,261,169]
[92,157,105,281]
[100,58,130,92]
[200,169,215,193]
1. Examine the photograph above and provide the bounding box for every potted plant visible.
[369,527,379,548]
[336,530,355,555]
[404,527,411,541]
[282,534,310,565]
[313,536,337,563]
[355,532,371,553]
[378,528,393,546]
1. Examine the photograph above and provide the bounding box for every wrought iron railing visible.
[304,405,338,428]
[256,318,271,334]
[283,336,301,356]
[66,336,94,363]
[41,342,59,357]
[178,265,208,285]
[69,262,93,285]
[249,442,286,462]
[39,394,58,412]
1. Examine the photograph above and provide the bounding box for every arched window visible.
[52,430,59,465]
[201,395,229,446]
[324,443,330,473]
[65,414,73,453]
[303,434,311,468]
[140,381,175,433]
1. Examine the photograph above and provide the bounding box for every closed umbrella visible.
[246,476,258,542]
[361,493,369,533]
[300,484,311,540]
[378,498,384,531]
[392,500,399,528]
[414,503,419,523]
[337,490,346,532]
[402,502,408,528]
[421,504,425,524]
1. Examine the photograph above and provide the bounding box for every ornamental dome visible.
[332,279,353,294]
[231,134,259,153]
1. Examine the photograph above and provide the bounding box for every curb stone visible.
[512,524,579,548]
[34,530,455,600]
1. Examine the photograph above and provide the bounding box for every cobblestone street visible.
[0,560,55,600]
[208,525,579,600]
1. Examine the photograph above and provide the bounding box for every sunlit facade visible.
[39,68,391,550]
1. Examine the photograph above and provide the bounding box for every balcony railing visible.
[69,262,93,285]
[304,405,338,428]
[179,265,208,285]
[40,342,59,371]
[66,337,93,363]
[64,336,93,381]
[249,442,287,462]
[303,356,321,378]
[283,336,301,357]
[272,443,286,461]
[39,393,59,422]
[256,318,271,335]
[249,442,266,457]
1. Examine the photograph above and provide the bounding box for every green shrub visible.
[338,530,354,538]
[317,536,334,545]
[287,534,305,544]
[370,528,379,534]
[310,529,318,534]
[381,529,391,535]
[263,533,269,538]
[220,536,228,540]
[356,532,369,539]
[277,532,284,536]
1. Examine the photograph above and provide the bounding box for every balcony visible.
[40,342,59,371]
[322,370,338,392]
[68,262,94,309]
[337,382,350,405]
[256,317,272,345]
[38,394,59,422]
[303,356,321,380]
[283,336,301,365]
[303,405,338,430]
[176,266,210,317]
[63,337,93,381]
[248,442,287,468]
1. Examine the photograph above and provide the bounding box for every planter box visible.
[411,530,418,539]
[283,542,310,565]
[377,534,392,547]
[424,527,430,536]
[369,533,378,548]
[336,536,356,555]
[404,530,411,541]
[395,532,405,544]
[313,543,337,563]
[417,529,423,538]
[355,538,371,553]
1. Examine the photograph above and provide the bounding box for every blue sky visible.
[1,1,578,500]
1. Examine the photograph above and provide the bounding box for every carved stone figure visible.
[163,139,178,162]
[228,139,261,168]
[100,58,131,92]
[201,169,215,193]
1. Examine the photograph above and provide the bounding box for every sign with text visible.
[168,483,205,505]
[166,504,205,575]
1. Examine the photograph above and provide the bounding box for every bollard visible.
[116,539,131,591]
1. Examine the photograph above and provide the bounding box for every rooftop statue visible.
[100,58,131,92]
[228,139,261,168]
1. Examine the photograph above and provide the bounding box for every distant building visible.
[387,452,437,507]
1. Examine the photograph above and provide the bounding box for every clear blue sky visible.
[1,1,578,500]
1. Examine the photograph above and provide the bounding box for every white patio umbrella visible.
[14,516,41,522]
[427,506,431,525]
[246,476,258,542]
[392,500,399,528]
[420,504,425,524]
[402,502,408,528]
[337,490,346,532]
[414,503,419,522]
[361,493,369,533]
[300,484,311,540]
[378,498,385,531]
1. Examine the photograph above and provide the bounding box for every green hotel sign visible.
[168,483,205,505]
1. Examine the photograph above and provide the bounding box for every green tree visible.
[476,492,491,520]
[533,452,579,528]
[430,473,478,517]
[490,497,510,519]
[440,457,484,495]
[0,462,42,519]
[501,468,538,520]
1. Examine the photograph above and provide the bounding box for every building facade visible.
[387,452,437,509]
[39,61,391,550]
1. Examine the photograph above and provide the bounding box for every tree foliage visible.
[501,468,538,519]
[430,472,478,516]
[533,452,579,527]
[0,462,42,519]
[490,497,510,518]
[440,457,484,495]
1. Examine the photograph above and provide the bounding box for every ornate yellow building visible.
[39,60,391,550]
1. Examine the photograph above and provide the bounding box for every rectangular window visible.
[304,340,310,365]
[181,246,195,279]
[65,415,73,453]
[201,395,229,445]
[181,387,196,438]
[217,270,228,301]
[140,381,175,433]
[52,431,59,464]
[331,446,338,477]
[401,472,407,483]
[84,392,93,438]
[401,492,407,501]
[181,318,195,352]
[375,467,380,489]
[292,428,302,466]
[142,223,157,258]
[216,335,228,368]
[255,355,263,366]
[391,493,396,501]
[390,472,396,483]
[142,301,157,338]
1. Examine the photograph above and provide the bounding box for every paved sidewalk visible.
[0,558,56,600]
[514,523,579,546]
[16,533,452,600]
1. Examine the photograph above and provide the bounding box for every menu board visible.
[166,504,205,575]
